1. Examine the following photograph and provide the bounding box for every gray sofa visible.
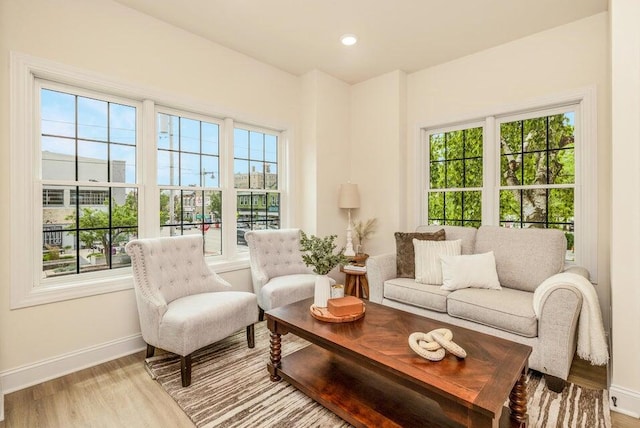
[367,225,588,391]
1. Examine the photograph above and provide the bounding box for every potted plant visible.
[300,231,349,307]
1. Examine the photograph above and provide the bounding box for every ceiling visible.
[113,0,607,84]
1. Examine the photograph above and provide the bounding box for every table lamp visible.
[338,183,360,257]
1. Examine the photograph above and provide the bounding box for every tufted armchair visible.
[125,235,258,387]
[245,228,335,319]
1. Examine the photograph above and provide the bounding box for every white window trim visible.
[418,87,597,279]
[421,120,486,226]
[10,51,291,308]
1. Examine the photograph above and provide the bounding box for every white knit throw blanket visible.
[533,272,609,366]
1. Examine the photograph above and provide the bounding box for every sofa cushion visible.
[440,251,501,291]
[475,226,566,292]
[413,239,462,285]
[394,229,445,278]
[446,288,538,337]
[416,225,477,255]
[383,278,450,313]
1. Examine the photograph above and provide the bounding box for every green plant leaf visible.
[299,231,349,275]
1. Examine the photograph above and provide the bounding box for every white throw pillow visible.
[413,239,462,285]
[440,251,501,291]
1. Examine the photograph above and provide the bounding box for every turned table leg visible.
[509,370,528,427]
[269,330,282,381]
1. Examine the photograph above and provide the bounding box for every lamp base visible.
[344,224,355,257]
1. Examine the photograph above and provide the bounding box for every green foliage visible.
[428,113,575,229]
[428,127,483,226]
[42,247,59,261]
[209,191,222,221]
[565,232,574,250]
[299,231,349,276]
[66,192,138,263]
[159,192,170,225]
[160,191,183,223]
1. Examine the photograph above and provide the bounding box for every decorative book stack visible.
[343,264,366,273]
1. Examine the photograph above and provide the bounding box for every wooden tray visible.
[310,304,365,323]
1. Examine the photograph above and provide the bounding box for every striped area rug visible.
[146,322,610,428]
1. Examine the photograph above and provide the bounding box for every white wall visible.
[0,0,299,382]
[350,70,407,256]
[610,0,640,418]
[299,70,351,239]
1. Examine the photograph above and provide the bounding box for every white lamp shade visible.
[338,183,360,209]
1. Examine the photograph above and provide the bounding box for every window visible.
[422,92,597,277]
[498,110,576,260]
[157,112,222,256]
[427,126,483,227]
[40,87,138,279]
[10,53,288,308]
[43,188,64,206]
[234,127,281,252]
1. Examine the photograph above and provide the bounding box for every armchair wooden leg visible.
[247,324,255,348]
[544,374,567,393]
[181,354,192,387]
[146,344,155,358]
[259,307,265,321]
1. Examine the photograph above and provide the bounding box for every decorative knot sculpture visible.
[408,328,467,361]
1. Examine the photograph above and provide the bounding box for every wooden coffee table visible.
[266,298,531,427]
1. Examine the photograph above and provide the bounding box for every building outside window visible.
[234,127,281,252]
[10,60,287,309]
[40,87,138,279]
[157,111,222,256]
[39,88,286,281]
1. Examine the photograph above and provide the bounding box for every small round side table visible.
[341,254,369,299]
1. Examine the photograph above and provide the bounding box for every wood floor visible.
[1,352,637,427]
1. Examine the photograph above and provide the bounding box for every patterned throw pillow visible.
[394,229,445,278]
[414,239,462,285]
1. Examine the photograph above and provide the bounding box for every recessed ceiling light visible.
[340,34,358,46]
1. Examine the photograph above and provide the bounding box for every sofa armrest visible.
[563,265,590,280]
[535,283,583,380]
[132,292,168,348]
[366,253,396,303]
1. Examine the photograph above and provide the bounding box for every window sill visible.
[207,256,251,273]
[11,257,252,310]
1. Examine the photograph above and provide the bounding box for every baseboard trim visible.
[0,334,145,396]
[609,384,640,419]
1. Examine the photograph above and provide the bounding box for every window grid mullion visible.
[545,117,550,227]
[461,130,466,225]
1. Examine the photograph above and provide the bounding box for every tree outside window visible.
[425,109,576,262]
[40,88,138,278]
[427,126,483,227]
[499,112,575,259]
